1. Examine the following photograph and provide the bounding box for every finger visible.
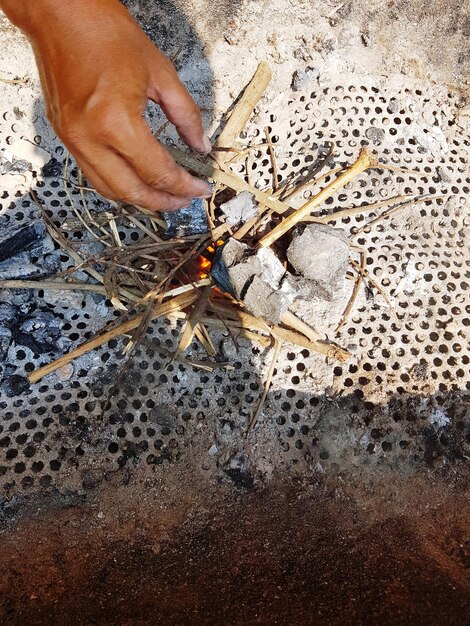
[75,159,117,200]
[149,55,211,153]
[77,145,193,212]
[110,116,212,199]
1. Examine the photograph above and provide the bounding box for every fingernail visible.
[202,133,212,153]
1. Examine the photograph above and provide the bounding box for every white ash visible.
[291,66,319,91]
[287,224,349,299]
[365,127,385,144]
[219,191,258,226]
[429,410,450,428]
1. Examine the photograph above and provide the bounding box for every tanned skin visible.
[0,0,212,211]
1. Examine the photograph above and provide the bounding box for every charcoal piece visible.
[1,374,30,397]
[19,312,62,347]
[42,158,63,178]
[292,67,319,91]
[0,220,54,263]
[211,239,299,324]
[0,303,17,326]
[0,157,30,175]
[223,452,254,489]
[287,224,349,299]
[0,249,61,281]
[0,327,12,360]
[163,198,208,237]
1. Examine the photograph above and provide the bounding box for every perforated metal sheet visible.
[0,78,469,495]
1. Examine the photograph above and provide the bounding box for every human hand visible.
[1,0,212,211]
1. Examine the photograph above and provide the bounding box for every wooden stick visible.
[264,126,279,192]
[257,147,377,248]
[176,285,212,354]
[313,194,443,226]
[168,311,273,348]
[270,326,350,362]
[0,279,107,295]
[28,290,199,384]
[194,324,217,356]
[214,61,272,163]
[247,339,281,434]
[280,309,322,343]
[209,301,350,361]
[0,76,28,85]
[36,203,140,304]
[168,147,291,215]
[335,249,365,333]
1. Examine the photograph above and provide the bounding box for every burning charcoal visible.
[220,191,258,226]
[287,224,349,299]
[163,198,208,237]
[212,239,300,324]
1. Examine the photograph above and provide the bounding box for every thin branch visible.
[246,339,282,434]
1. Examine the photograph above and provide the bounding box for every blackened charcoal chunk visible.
[0,303,17,326]
[0,220,54,263]
[0,250,61,281]
[0,327,12,360]
[223,452,254,489]
[2,374,30,397]
[19,311,62,348]
[163,198,208,237]
[42,157,63,178]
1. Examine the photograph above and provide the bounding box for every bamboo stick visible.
[214,61,272,163]
[28,290,199,384]
[270,326,351,362]
[176,285,212,354]
[0,279,107,295]
[247,339,281,433]
[209,301,350,361]
[257,147,377,248]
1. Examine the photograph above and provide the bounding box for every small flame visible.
[197,239,224,278]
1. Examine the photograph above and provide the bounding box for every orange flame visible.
[197,239,224,278]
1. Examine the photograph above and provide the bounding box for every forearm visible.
[0,0,122,38]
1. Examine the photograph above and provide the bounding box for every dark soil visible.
[0,470,468,626]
